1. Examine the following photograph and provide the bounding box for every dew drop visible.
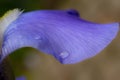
[59,51,69,59]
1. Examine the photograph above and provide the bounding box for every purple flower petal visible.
[66,9,80,17]
[16,76,26,80]
[1,9,119,64]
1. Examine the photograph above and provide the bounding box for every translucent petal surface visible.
[1,10,119,64]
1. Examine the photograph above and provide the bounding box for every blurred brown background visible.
[0,0,120,80]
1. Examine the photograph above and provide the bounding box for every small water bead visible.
[59,51,69,59]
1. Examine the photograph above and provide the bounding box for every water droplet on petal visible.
[59,51,69,59]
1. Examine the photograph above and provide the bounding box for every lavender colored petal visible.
[16,76,26,80]
[66,9,80,17]
[1,10,119,64]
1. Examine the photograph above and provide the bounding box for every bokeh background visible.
[0,0,120,80]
